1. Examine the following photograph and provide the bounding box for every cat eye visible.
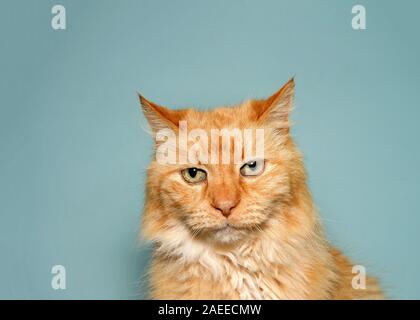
[240,159,265,177]
[181,167,207,184]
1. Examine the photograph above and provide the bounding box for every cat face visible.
[141,79,303,245]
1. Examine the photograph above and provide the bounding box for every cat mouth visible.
[216,225,233,232]
[215,223,237,232]
[213,224,242,236]
[210,224,247,243]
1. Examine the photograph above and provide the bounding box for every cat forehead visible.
[182,100,260,129]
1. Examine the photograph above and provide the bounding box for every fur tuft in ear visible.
[138,93,185,133]
[254,78,295,134]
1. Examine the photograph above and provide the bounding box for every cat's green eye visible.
[181,167,207,183]
[240,159,265,177]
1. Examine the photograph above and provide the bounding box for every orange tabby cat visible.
[139,79,384,299]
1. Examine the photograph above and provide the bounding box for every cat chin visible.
[210,226,247,244]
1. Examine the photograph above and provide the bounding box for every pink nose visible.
[212,199,240,217]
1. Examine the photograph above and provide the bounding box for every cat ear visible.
[254,78,294,133]
[138,93,183,133]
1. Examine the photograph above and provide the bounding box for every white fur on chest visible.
[156,224,307,299]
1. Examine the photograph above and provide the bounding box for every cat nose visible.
[212,198,240,217]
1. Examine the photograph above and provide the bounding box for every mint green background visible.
[1,0,419,299]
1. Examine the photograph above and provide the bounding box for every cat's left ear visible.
[254,78,294,133]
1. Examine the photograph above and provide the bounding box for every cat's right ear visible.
[138,93,183,133]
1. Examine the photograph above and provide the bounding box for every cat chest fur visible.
[153,242,316,300]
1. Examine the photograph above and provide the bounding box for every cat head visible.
[140,79,308,246]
